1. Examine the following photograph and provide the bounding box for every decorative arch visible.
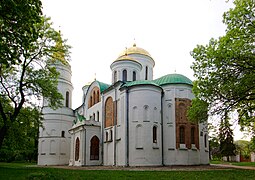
[90,136,99,160]
[175,98,199,149]
[88,86,100,108]
[60,140,66,154]
[105,97,114,128]
[50,140,56,154]
[153,107,158,122]
[75,137,80,161]
[50,129,56,136]
[143,105,149,122]
[132,106,138,121]
[136,124,143,148]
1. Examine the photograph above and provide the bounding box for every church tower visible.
[38,37,75,165]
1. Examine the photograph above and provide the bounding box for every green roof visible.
[96,81,110,92]
[121,74,192,89]
[122,80,159,88]
[154,74,193,86]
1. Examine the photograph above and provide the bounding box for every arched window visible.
[105,97,114,128]
[93,113,95,121]
[90,136,99,160]
[65,91,69,107]
[93,91,96,104]
[133,71,136,81]
[204,134,207,148]
[114,71,117,83]
[88,87,100,108]
[191,127,195,144]
[153,126,157,143]
[61,131,65,138]
[90,96,93,107]
[97,90,100,102]
[122,69,127,81]
[145,66,148,80]
[97,111,99,121]
[75,138,80,161]
[180,126,185,144]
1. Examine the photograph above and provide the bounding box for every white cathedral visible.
[38,44,209,166]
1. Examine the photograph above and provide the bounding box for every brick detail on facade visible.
[175,98,199,149]
[88,86,100,108]
[105,97,114,128]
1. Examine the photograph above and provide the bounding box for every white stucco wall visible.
[38,62,75,166]
[127,54,154,81]
[128,85,162,166]
[38,108,74,165]
[110,60,142,83]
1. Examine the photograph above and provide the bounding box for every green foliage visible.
[190,0,255,134]
[188,81,209,123]
[209,136,221,160]
[235,140,251,158]
[0,0,71,150]
[0,106,41,162]
[0,0,42,66]
[219,117,236,160]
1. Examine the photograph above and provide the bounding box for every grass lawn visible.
[1,162,255,180]
[210,160,255,167]
[230,162,255,167]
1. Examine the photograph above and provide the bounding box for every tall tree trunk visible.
[0,125,8,149]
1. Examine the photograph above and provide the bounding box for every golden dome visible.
[118,43,152,58]
[115,55,137,62]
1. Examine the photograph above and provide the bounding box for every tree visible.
[188,81,209,123]
[189,0,255,134]
[0,0,43,67]
[219,115,236,161]
[235,140,251,160]
[0,8,71,149]
[0,103,42,162]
